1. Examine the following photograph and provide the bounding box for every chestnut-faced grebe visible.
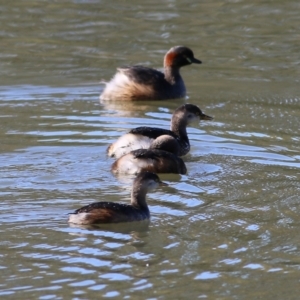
[68,172,166,225]
[99,46,202,101]
[107,104,213,159]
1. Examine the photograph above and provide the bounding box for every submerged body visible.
[107,104,213,159]
[111,148,187,175]
[100,46,202,101]
[68,172,165,225]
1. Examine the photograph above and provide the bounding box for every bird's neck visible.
[164,66,182,84]
[171,117,188,139]
[131,188,149,211]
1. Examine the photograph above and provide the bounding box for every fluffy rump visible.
[68,212,90,225]
[111,152,156,174]
[107,133,153,159]
[99,71,157,101]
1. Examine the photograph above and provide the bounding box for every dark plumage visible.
[70,202,150,223]
[129,127,179,140]
[121,66,166,85]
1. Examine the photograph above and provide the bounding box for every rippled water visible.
[1,0,300,299]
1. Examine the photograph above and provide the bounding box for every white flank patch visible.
[68,213,89,225]
[108,133,153,159]
[99,72,131,101]
[116,154,153,174]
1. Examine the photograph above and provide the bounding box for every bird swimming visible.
[107,104,213,159]
[68,172,166,225]
[99,46,202,101]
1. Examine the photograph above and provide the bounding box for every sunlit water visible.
[1,0,300,299]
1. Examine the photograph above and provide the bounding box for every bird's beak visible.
[159,180,168,187]
[192,57,202,64]
[200,113,213,121]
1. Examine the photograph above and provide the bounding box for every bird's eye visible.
[184,56,192,63]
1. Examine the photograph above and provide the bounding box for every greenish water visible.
[0,0,300,299]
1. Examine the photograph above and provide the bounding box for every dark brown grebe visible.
[111,135,187,175]
[99,46,202,101]
[111,149,187,175]
[68,172,166,225]
[107,104,213,159]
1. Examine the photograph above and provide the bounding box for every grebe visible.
[100,46,202,101]
[107,104,213,159]
[68,172,166,225]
